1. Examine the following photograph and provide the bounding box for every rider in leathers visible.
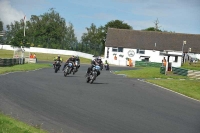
[86,56,101,77]
[53,55,62,70]
[62,56,76,72]
[75,56,80,69]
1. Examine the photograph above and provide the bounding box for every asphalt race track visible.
[0,64,200,133]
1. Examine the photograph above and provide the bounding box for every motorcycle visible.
[100,63,103,70]
[104,63,109,70]
[86,65,101,84]
[54,61,61,73]
[72,61,80,74]
[64,62,73,77]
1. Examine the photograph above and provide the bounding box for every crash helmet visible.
[97,56,101,60]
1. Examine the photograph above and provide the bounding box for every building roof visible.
[105,28,200,53]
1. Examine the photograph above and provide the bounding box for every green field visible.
[0,49,92,64]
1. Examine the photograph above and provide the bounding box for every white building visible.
[104,28,200,67]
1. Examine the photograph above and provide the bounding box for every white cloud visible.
[0,0,25,29]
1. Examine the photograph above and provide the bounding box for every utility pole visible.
[154,18,161,31]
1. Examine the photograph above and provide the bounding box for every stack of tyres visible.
[172,67,178,74]
[173,67,188,76]
[160,66,165,74]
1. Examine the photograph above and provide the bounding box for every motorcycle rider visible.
[104,60,109,70]
[53,55,62,70]
[86,56,101,77]
[97,56,103,70]
[62,55,76,72]
[73,55,80,72]
[75,55,80,68]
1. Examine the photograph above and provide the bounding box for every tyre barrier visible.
[160,67,200,79]
[136,61,162,67]
[0,58,25,66]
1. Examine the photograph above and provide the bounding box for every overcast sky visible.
[0,0,200,41]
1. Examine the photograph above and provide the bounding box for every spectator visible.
[162,57,167,66]
[33,53,37,63]
[30,53,33,58]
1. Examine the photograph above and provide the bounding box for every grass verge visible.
[0,113,48,133]
[0,49,91,64]
[114,67,188,79]
[0,63,50,74]
[146,79,200,100]
[181,61,200,71]
[114,67,200,100]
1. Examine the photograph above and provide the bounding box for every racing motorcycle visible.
[54,61,61,73]
[72,60,80,74]
[64,62,73,77]
[86,65,101,84]
[104,63,109,70]
[100,63,103,70]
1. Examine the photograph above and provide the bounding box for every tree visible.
[142,18,162,32]
[104,20,132,30]
[142,27,162,32]
[65,22,78,50]
[81,23,100,54]
[81,20,133,55]
[4,8,78,49]
[5,20,26,47]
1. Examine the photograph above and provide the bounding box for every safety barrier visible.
[172,67,188,76]
[160,66,200,79]
[135,61,162,67]
[160,66,166,74]
[0,58,25,66]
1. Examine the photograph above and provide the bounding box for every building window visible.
[112,47,118,52]
[112,47,124,52]
[118,47,123,52]
[174,56,178,62]
[137,49,145,54]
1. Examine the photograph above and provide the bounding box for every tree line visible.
[0,9,172,55]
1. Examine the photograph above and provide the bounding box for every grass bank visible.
[114,67,188,79]
[0,63,50,74]
[181,61,200,71]
[115,67,200,100]
[147,79,200,100]
[0,113,48,133]
[0,49,91,64]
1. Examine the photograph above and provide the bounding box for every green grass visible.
[114,67,200,100]
[0,49,13,58]
[0,63,50,74]
[0,113,48,133]
[181,61,200,71]
[0,49,92,64]
[114,67,188,79]
[146,79,200,100]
